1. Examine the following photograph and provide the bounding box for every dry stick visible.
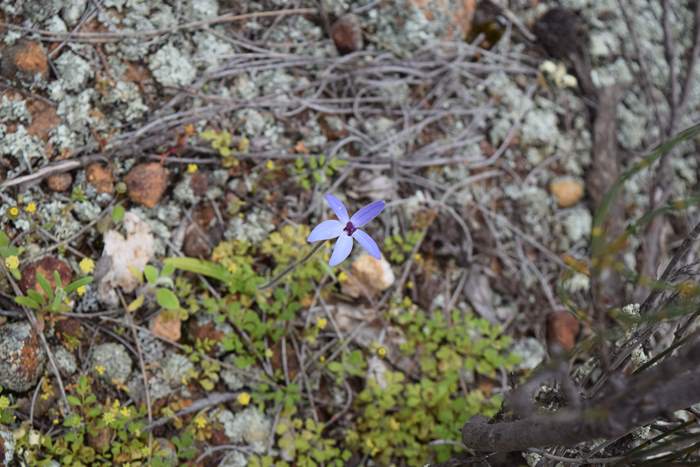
[144,392,238,432]
[0,154,106,191]
[117,290,153,463]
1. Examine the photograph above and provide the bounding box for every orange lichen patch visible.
[27,100,60,142]
[19,256,73,295]
[13,41,48,79]
[18,327,42,380]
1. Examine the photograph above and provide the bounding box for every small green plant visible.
[291,154,347,191]
[15,271,92,313]
[126,262,180,312]
[200,129,248,167]
[384,230,423,264]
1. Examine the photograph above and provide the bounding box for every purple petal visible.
[352,229,381,259]
[324,193,349,223]
[329,234,353,266]
[350,200,385,227]
[308,220,343,242]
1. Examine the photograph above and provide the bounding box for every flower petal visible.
[350,200,385,227]
[307,220,343,242]
[329,234,353,266]
[324,193,349,222]
[352,229,381,259]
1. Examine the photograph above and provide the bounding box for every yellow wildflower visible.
[237,392,251,406]
[95,365,106,376]
[0,396,10,410]
[4,256,19,270]
[264,348,273,358]
[194,415,207,429]
[25,202,37,214]
[265,160,275,170]
[376,346,387,358]
[319,355,326,364]
[187,163,199,174]
[7,206,19,218]
[79,257,95,274]
[120,406,131,418]
[316,318,328,330]
[76,285,87,296]
[103,412,115,425]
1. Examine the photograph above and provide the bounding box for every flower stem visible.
[258,241,325,290]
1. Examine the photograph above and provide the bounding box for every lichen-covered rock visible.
[125,162,169,208]
[0,428,14,466]
[0,322,46,392]
[161,353,194,387]
[86,163,114,194]
[52,346,77,376]
[219,451,247,467]
[512,337,546,371]
[149,43,196,87]
[55,51,93,92]
[218,407,272,453]
[91,342,132,384]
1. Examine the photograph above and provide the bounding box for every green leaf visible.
[144,265,158,285]
[164,257,231,283]
[127,294,145,312]
[155,288,180,310]
[0,232,8,248]
[15,296,39,309]
[63,413,82,428]
[36,272,53,299]
[112,205,125,223]
[65,276,93,294]
[66,395,81,406]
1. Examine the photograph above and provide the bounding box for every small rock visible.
[1,40,48,81]
[53,346,77,376]
[221,367,245,392]
[19,256,73,296]
[125,162,169,208]
[549,177,584,208]
[150,311,181,342]
[331,14,363,54]
[546,310,580,352]
[26,100,60,142]
[86,163,114,193]
[91,343,132,384]
[161,353,194,387]
[341,255,395,298]
[512,337,546,371]
[183,203,221,257]
[219,451,247,467]
[0,322,46,392]
[219,407,271,453]
[0,428,15,466]
[46,173,73,192]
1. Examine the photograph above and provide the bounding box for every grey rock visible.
[91,342,132,384]
[0,428,14,466]
[52,346,77,376]
[0,322,46,392]
[218,407,272,454]
[512,338,546,371]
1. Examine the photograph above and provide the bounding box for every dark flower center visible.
[343,221,356,236]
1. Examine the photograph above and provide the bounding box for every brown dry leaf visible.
[150,312,181,342]
[546,310,580,352]
[331,14,363,54]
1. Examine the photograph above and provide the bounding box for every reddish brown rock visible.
[20,256,73,296]
[27,100,60,142]
[546,310,580,352]
[46,173,73,192]
[86,163,114,194]
[0,322,47,392]
[183,203,222,257]
[331,14,363,55]
[150,311,181,342]
[1,40,48,81]
[125,162,169,208]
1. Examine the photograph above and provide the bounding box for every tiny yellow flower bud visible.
[237,392,251,406]
[79,257,95,274]
[194,415,207,429]
[187,163,199,174]
[25,202,37,214]
[265,160,275,170]
[319,355,326,364]
[95,365,106,376]
[4,255,19,270]
[264,348,273,358]
[7,206,19,218]
[76,285,87,296]
[316,318,328,330]
[377,346,387,358]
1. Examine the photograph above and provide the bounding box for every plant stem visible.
[258,241,325,290]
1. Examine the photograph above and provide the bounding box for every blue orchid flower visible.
[307,193,385,266]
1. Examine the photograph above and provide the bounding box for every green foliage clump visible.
[200,128,248,167]
[291,154,347,191]
[384,230,423,264]
[13,375,171,466]
[344,301,519,465]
